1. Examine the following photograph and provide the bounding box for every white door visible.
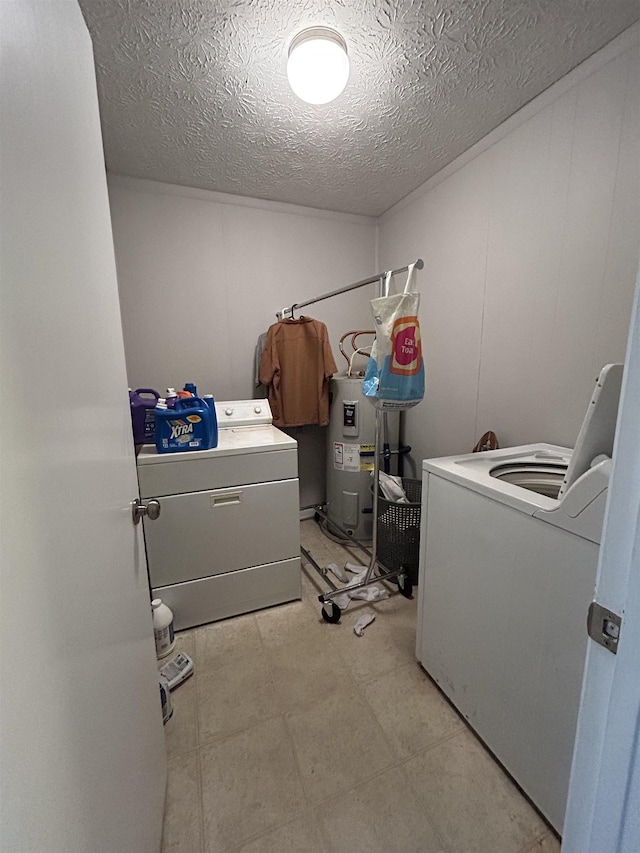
[562,263,640,851]
[0,2,166,851]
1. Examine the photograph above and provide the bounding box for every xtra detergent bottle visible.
[155,396,216,453]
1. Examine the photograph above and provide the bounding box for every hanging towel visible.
[254,331,268,391]
[259,317,338,427]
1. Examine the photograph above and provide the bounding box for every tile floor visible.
[160,520,561,853]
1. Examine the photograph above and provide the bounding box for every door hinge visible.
[587,601,622,654]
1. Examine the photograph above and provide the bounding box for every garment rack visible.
[275,259,424,624]
[276,259,424,321]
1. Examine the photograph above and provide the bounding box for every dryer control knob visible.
[254,406,262,414]
[224,408,233,416]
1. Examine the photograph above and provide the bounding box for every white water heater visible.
[325,375,400,540]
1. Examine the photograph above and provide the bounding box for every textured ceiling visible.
[79,0,639,216]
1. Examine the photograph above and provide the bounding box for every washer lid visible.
[559,363,623,498]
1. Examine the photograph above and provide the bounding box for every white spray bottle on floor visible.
[152,598,175,658]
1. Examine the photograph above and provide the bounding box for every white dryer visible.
[416,364,622,833]
[137,399,301,630]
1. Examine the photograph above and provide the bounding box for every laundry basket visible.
[376,478,422,585]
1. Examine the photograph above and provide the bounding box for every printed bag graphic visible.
[362,263,425,410]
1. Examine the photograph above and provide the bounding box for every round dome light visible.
[287,27,349,105]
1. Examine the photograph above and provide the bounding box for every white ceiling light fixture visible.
[287,27,349,105]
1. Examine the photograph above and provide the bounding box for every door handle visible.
[132,498,161,525]
[210,491,243,507]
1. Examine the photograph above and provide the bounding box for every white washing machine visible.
[416,364,622,833]
[137,399,301,630]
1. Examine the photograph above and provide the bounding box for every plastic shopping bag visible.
[362,263,425,411]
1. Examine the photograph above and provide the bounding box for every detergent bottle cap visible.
[166,388,178,397]
[156,398,168,410]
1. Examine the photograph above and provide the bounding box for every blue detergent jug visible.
[155,396,218,453]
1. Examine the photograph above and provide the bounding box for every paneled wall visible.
[109,178,377,504]
[109,178,376,397]
[378,28,639,466]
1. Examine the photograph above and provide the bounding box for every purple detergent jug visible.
[130,388,160,444]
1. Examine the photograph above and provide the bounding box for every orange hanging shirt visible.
[259,317,338,427]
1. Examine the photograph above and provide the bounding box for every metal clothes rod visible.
[276,258,424,320]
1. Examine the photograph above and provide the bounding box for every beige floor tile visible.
[194,612,262,670]
[299,518,331,548]
[299,538,330,564]
[300,521,368,572]
[339,610,418,682]
[162,522,557,853]
[161,749,203,853]
[265,631,355,711]
[255,598,339,648]
[236,811,324,852]
[361,662,464,759]
[372,588,418,623]
[300,517,364,550]
[285,686,395,804]
[317,765,448,853]
[197,649,280,744]
[302,546,344,592]
[300,563,327,600]
[519,832,561,853]
[200,716,307,852]
[163,670,198,757]
[404,729,548,853]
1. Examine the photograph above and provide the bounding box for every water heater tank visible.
[325,375,400,540]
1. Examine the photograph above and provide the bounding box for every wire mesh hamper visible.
[376,478,422,585]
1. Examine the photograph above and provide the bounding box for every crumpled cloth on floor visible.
[325,561,390,604]
[327,562,349,583]
[354,612,375,636]
[332,592,351,610]
[349,586,389,602]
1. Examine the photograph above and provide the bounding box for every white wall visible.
[378,27,640,466]
[109,177,377,504]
